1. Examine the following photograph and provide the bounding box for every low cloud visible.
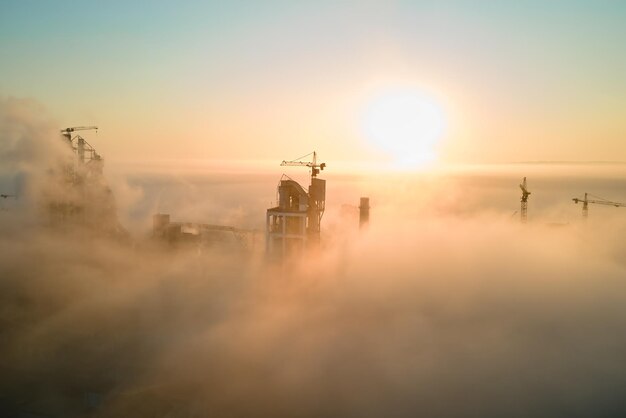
[1,98,626,417]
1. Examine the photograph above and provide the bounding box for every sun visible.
[362,88,446,167]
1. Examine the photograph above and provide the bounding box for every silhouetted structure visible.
[43,126,124,235]
[152,213,253,250]
[573,193,626,219]
[359,197,370,228]
[519,177,530,223]
[266,152,326,258]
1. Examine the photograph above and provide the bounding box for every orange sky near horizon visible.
[1,1,625,168]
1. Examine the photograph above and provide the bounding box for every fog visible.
[2,98,626,417]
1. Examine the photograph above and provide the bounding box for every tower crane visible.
[281,151,326,178]
[572,193,626,219]
[60,126,100,163]
[519,177,530,223]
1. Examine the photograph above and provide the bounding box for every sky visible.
[4,5,626,415]
[1,0,626,166]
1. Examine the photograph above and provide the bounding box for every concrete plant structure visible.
[266,152,326,258]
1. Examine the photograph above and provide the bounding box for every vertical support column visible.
[281,214,286,256]
[266,212,271,253]
[77,137,86,163]
[359,197,370,228]
[301,214,306,250]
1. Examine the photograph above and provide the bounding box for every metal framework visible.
[281,151,326,178]
[267,152,327,258]
[60,126,101,163]
[519,177,530,223]
[573,193,626,219]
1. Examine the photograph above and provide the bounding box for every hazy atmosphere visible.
[2,1,626,165]
[2,1,626,417]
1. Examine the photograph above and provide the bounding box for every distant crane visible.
[519,177,531,223]
[281,151,326,179]
[60,126,100,163]
[572,193,626,219]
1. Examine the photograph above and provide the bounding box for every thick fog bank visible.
[2,97,626,417]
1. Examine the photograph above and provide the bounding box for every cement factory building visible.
[266,152,326,258]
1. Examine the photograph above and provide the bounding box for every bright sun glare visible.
[362,89,446,168]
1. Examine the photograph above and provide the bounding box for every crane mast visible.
[519,177,530,223]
